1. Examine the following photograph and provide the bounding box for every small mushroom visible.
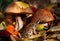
[4,1,33,31]
[31,8,54,23]
[21,8,54,38]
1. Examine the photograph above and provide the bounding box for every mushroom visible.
[4,1,33,31]
[31,8,54,23]
[21,8,54,38]
[5,1,33,17]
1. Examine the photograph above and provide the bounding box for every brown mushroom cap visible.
[31,8,54,23]
[5,1,33,14]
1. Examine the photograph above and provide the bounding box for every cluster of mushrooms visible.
[0,1,60,41]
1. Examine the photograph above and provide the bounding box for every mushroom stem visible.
[15,16,23,31]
